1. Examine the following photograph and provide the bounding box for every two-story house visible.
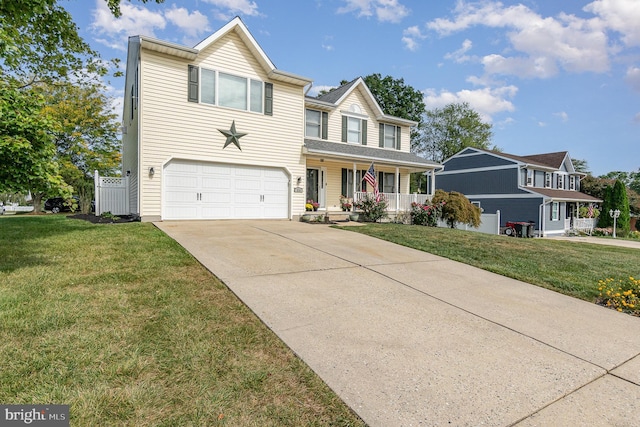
[121,17,441,222]
[436,148,601,236]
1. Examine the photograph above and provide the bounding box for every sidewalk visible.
[548,235,640,250]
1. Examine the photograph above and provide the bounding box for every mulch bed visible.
[68,213,140,224]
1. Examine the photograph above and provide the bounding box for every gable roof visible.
[457,148,577,173]
[136,17,312,86]
[308,77,417,127]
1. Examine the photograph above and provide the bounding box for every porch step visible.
[327,211,352,222]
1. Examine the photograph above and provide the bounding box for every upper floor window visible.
[380,124,401,149]
[342,116,367,144]
[188,65,271,114]
[557,174,564,189]
[305,109,328,139]
[545,172,551,188]
[526,169,533,186]
[569,176,576,190]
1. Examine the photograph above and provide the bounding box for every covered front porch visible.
[534,188,601,237]
[302,139,442,217]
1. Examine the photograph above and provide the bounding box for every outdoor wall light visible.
[296,176,302,185]
[148,167,155,176]
[126,170,131,177]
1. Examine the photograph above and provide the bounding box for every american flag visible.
[587,204,594,218]
[364,163,380,202]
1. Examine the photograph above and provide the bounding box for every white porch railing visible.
[354,192,431,212]
[573,218,596,235]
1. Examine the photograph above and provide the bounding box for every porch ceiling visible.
[303,139,442,172]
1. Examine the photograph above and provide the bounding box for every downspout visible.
[539,199,551,238]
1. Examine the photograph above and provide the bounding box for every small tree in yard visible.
[355,195,388,223]
[611,179,631,235]
[432,189,481,229]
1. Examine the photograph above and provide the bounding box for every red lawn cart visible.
[504,221,535,237]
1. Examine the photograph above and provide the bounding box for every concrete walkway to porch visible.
[156,220,640,426]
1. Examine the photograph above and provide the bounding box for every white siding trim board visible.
[437,164,518,175]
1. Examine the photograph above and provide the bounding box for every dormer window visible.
[380,124,401,150]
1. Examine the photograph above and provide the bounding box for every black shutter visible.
[362,119,367,145]
[188,65,198,103]
[321,112,328,140]
[341,169,347,196]
[396,126,401,150]
[341,116,347,142]
[264,82,273,116]
[378,172,383,193]
[379,123,384,147]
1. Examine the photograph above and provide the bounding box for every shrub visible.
[432,189,481,229]
[597,277,640,315]
[410,201,443,226]
[355,195,388,223]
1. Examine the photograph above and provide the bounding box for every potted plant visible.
[339,195,352,211]
[306,199,319,211]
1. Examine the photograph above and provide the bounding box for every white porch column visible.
[352,162,357,202]
[395,167,400,213]
[430,169,435,195]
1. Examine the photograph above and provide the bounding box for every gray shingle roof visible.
[527,187,601,202]
[315,78,359,104]
[304,139,441,169]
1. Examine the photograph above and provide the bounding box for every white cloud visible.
[91,1,214,50]
[202,0,260,17]
[427,1,610,78]
[165,5,210,39]
[554,111,569,122]
[444,39,473,63]
[584,0,640,47]
[91,0,166,50]
[538,121,547,127]
[625,66,640,92]
[322,44,334,51]
[422,85,518,122]
[337,0,409,23]
[402,25,425,51]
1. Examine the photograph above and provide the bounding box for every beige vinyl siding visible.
[138,34,306,218]
[324,86,411,153]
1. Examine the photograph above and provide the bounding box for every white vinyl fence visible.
[437,210,501,235]
[94,170,130,216]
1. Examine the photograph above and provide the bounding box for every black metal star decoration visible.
[218,120,247,151]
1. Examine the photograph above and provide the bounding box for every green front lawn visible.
[345,223,639,302]
[0,216,364,426]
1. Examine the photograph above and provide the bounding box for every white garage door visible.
[163,160,289,220]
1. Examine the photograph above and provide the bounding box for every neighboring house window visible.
[306,110,328,139]
[569,176,576,190]
[526,169,533,186]
[341,169,366,198]
[342,116,367,144]
[379,124,400,149]
[551,202,559,221]
[557,174,564,190]
[545,172,551,188]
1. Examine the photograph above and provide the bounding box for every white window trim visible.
[346,116,363,144]
[199,66,264,114]
[383,123,397,149]
[305,109,322,139]
[526,169,534,187]
[551,202,559,221]
[545,172,551,188]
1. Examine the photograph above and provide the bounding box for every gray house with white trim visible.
[436,148,601,236]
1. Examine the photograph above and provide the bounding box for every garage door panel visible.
[202,176,231,190]
[164,161,288,220]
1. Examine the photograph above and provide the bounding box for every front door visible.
[306,168,326,208]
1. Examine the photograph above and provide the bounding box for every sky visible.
[63,0,640,176]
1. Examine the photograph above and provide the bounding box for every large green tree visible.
[610,179,631,235]
[413,102,494,163]
[0,83,71,211]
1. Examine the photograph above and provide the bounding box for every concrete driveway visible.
[155,220,640,426]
